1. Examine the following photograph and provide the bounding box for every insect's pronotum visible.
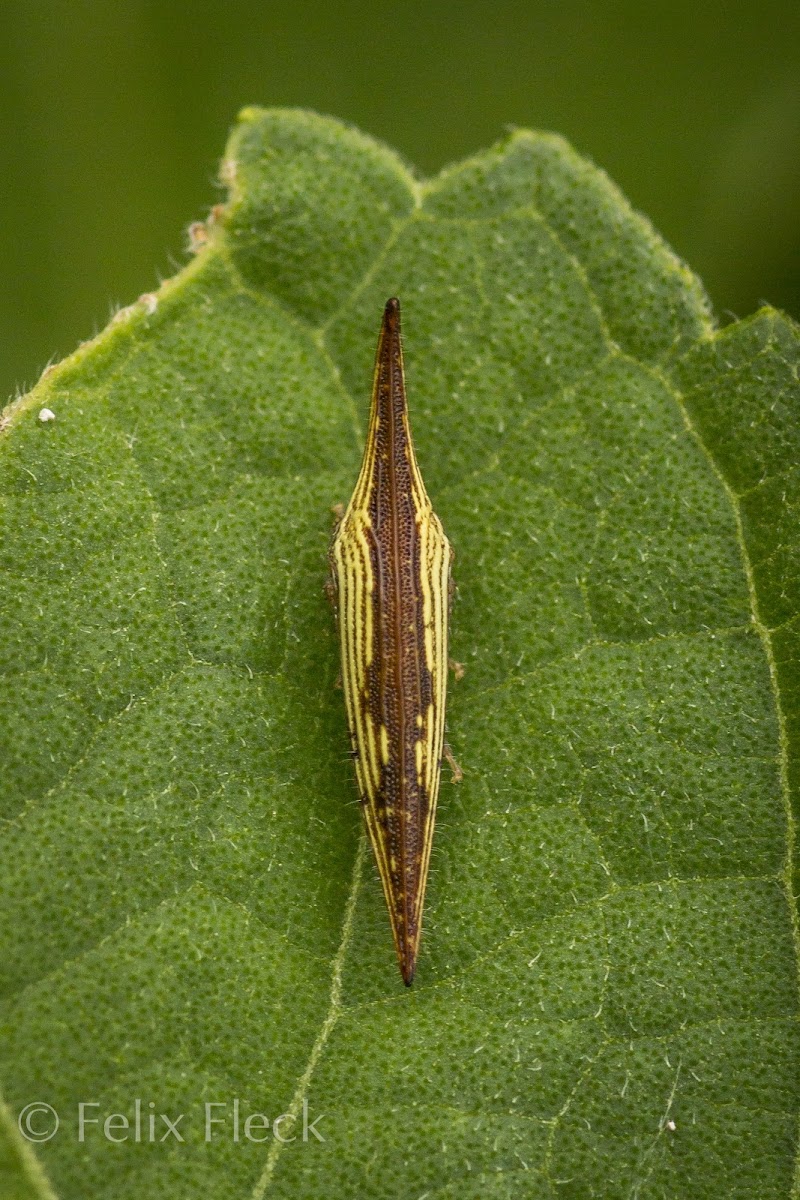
[329,297,459,985]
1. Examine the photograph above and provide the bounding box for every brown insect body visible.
[330,298,453,985]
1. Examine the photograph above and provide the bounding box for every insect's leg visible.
[446,561,464,680]
[326,502,347,610]
[445,557,463,775]
[443,744,463,783]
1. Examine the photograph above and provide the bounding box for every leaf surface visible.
[1,108,799,1199]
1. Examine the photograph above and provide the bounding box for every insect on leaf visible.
[329,298,454,985]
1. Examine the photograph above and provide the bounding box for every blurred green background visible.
[2,0,799,402]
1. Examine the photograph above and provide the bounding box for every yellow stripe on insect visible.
[329,297,459,986]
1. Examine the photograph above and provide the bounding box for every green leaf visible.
[1,107,798,1199]
[0,1093,59,1200]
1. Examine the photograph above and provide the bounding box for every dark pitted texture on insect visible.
[0,107,798,1199]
